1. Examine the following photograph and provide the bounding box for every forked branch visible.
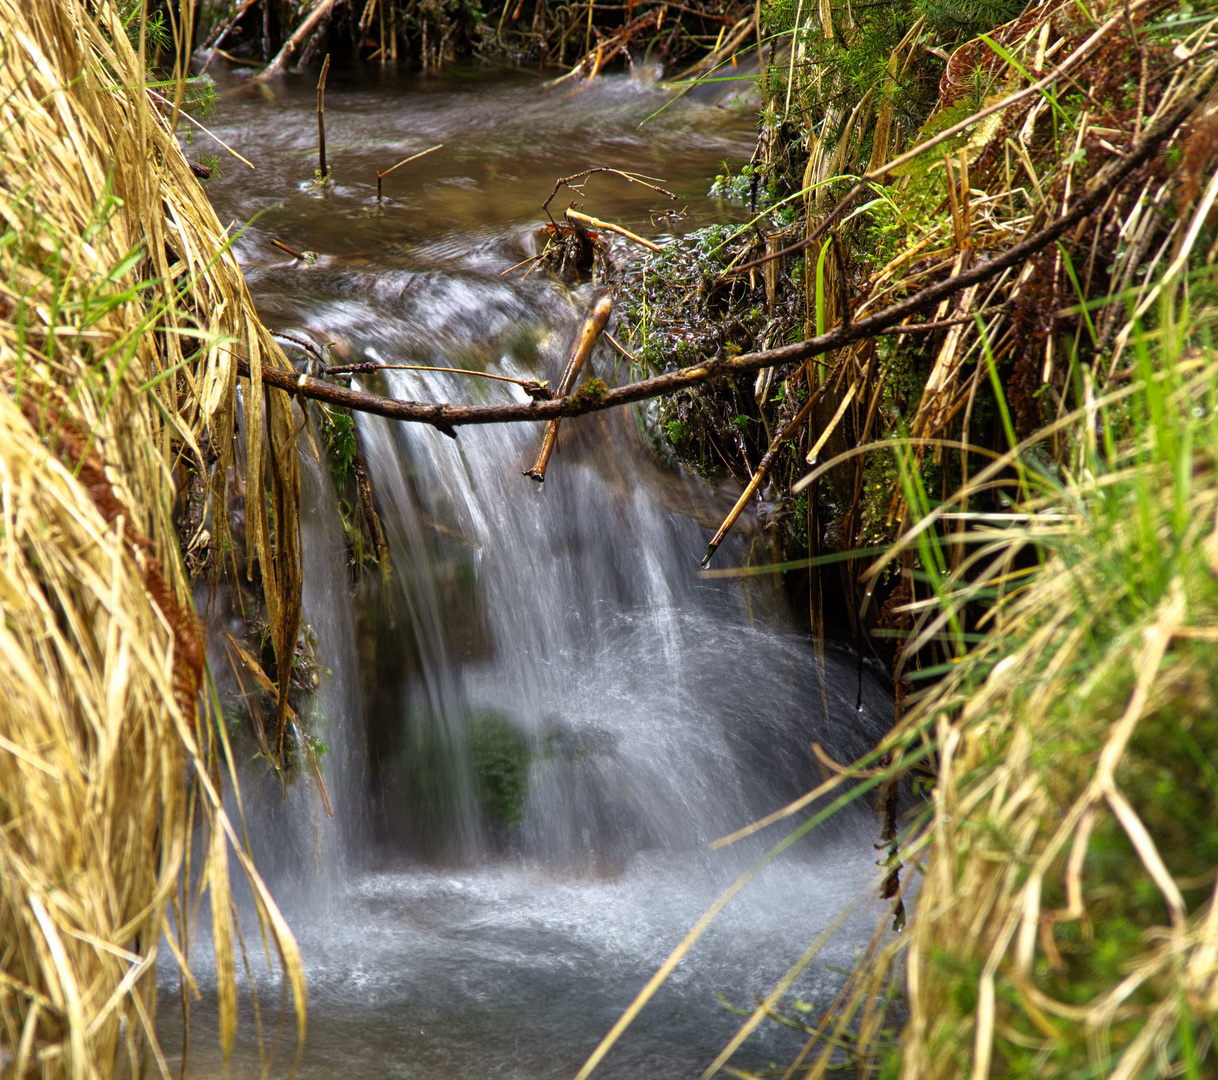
[541,168,675,222]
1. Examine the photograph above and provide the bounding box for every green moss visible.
[320,410,357,489]
[469,711,531,827]
[665,419,690,449]
[570,377,607,411]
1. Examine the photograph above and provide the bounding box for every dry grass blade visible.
[0,1,307,1075]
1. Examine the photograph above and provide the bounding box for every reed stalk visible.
[316,52,331,179]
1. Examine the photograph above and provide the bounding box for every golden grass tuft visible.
[0,1,306,1075]
[865,347,1218,1080]
[695,330,1218,1080]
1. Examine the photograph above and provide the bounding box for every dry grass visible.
[0,1,305,1076]
[753,10,1218,1075]
[684,323,1218,1080]
[816,0,1218,599]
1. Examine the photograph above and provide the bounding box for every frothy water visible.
[163,65,893,1079]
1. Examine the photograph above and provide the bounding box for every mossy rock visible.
[468,711,531,827]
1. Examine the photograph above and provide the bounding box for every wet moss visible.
[469,711,531,827]
[570,377,608,411]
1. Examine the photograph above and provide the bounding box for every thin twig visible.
[883,307,1012,334]
[323,361,552,397]
[701,380,828,565]
[272,331,325,365]
[271,238,306,260]
[501,252,546,277]
[541,168,675,221]
[146,87,255,169]
[199,0,260,72]
[377,143,443,200]
[603,330,639,363]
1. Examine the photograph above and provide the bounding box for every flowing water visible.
[162,63,894,1079]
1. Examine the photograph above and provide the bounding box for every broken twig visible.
[326,361,551,399]
[565,209,662,252]
[316,54,330,179]
[525,293,614,480]
[272,238,307,260]
[701,378,827,566]
[541,168,675,222]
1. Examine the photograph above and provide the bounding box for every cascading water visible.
[162,65,895,1079]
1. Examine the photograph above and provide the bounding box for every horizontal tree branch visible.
[235,86,1201,436]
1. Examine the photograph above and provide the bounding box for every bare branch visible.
[541,168,675,221]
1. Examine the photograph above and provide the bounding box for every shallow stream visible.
[160,64,893,1079]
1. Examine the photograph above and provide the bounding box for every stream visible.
[160,63,894,1079]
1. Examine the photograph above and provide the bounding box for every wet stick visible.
[316,53,330,179]
[525,294,613,481]
[700,378,827,566]
[565,209,661,251]
[272,238,307,260]
[376,143,443,201]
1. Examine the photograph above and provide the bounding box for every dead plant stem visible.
[316,53,330,178]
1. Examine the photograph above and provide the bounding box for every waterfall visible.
[350,272,892,865]
[162,69,894,1080]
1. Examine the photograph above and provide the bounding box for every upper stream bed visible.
[198,62,759,260]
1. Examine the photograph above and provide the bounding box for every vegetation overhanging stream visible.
[4,0,1218,1078]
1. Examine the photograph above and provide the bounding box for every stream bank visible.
[185,0,756,83]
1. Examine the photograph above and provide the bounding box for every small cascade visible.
[344,269,893,865]
[198,445,367,912]
[298,449,370,879]
[163,68,895,1080]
